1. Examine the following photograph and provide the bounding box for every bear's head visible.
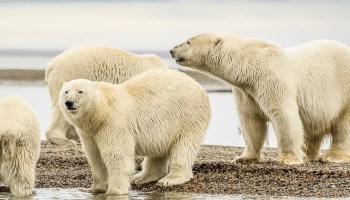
[170,33,225,69]
[59,79,98,120]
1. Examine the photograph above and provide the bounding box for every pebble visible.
[36,142,350,198]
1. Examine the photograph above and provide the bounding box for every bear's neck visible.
[75,101,108,134]
[205,44,283,90]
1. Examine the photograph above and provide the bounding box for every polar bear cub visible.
[0,96,41,197]
[59,69,211,195]
[170,33,350,165]
[45,44,167,146]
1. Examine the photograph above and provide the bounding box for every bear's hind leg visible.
[132,157,169,185]
[304,134,324,161]
[45,105,78,145]
[6,147,35,197]
[157,135,202,187]
[318,111,350,163]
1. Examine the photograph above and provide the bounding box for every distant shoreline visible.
[0,49,171,58]
[0,69,44,82]
[0,69,232,92]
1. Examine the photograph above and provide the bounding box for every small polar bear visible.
[45,44,167,146]
[0,96,41,197]
[59,69,211,195]
[170,33,350,165]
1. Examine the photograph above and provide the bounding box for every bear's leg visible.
[233,89,268,164]
[157,135,202,186]
[304,134,324,161]
[80,135,108,193]
[132,157,169,185]
[45,105,78,145]
[6,147,35,197]
[94,131,135,195]
[318,111,350,163]
[271,102,305,165]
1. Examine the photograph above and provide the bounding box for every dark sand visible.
[36,142,350,198]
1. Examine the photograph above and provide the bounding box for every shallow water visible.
[0,83,276,147]
[0,188,344,200]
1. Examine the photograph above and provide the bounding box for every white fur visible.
[171,33,350,165]
[59,69,211,195]
[45,44,167,145]
[0,96,41,197]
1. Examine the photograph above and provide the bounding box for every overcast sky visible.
[0,0,349,51]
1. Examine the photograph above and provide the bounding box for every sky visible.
[0,0,349,51]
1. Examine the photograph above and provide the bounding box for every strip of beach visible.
[37,141,350,198]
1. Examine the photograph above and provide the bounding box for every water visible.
[0,83,261,147]
[0,188,344,200]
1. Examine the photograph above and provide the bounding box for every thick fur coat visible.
[171,33,350,165]
[0,96,41,197]
[59,69,211,195]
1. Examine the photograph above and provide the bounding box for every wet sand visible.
[36,142,350,198]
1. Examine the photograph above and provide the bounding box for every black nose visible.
[170,49,174,56]
[65,100,74,108]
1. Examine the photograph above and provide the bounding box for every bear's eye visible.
[65,91,68,94]
[186,41,190,45]
[78,91,83,94]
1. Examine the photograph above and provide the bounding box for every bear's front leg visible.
[270,101,306,165]
[94,130,135,196]
[79,133,108,193]
[233,89,268,164]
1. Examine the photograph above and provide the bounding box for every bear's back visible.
[0,96,40,138]
[46,45,166,84]
[125,69,208,105]
[120,69,211,156]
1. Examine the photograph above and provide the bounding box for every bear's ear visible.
[213,38,223,48]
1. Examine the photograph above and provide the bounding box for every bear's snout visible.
[170,49,174,57]
[65,100,75,110]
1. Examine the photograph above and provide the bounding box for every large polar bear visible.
[0,96,41,197]
[59,69,211,195]
[45,44,167,145]
[170,33,350,165]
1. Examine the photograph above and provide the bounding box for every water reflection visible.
[0,188,343,200]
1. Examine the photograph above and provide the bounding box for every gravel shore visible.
[36,142,350,198]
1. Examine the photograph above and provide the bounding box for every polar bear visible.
[45,44,167,146]
[0,96,41,197]
[58,69,211,195]
[170,33,350,165]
